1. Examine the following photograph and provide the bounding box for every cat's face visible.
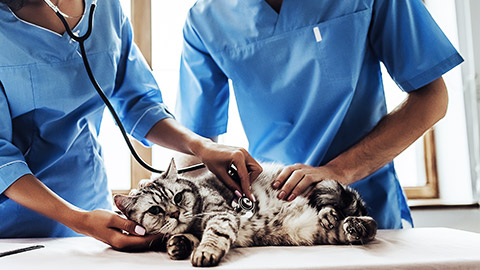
[114,160,201,235]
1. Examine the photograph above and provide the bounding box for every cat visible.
[114,159,377,267]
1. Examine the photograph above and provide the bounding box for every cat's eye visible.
[174,193,183,204]
[147,206,163,215]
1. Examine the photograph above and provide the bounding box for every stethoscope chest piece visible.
[232,196,256,218]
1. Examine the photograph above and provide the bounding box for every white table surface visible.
[1,228,479,270]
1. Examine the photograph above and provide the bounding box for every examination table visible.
[1,228,479,269]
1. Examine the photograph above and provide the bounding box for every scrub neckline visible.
[6,0,88,38]
[263,0,283,15]
[258,0,290,35]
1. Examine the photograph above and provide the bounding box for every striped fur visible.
[114,160,377,267]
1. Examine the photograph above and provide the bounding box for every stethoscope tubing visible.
[54,3,205,174]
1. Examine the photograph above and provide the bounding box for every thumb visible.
[110,215,146,236]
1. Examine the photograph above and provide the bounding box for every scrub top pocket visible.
[217,8,372,96]
[310,9,372,81]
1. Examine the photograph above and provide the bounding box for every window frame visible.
[112,0,153,195]
[403,130,439,199]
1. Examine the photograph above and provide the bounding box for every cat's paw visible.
[343,216,377,244]
[191,245,225,267]
[319,207,339,230]
[167,234,194,260]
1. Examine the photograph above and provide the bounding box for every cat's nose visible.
[170,211,180,219]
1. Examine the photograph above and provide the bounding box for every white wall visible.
[454,0,480,203]
[467,0,480,202]
[411,0,480,235]
[424,0,474,203]
[412,208,480,233]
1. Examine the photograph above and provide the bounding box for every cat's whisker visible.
[182,212,193,218]
[159,221,173,234]
[190,212,219,218]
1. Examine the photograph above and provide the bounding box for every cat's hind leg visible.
[341,216,377,244]
[167,233,199,260]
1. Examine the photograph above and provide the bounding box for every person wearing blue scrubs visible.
[176,0,464,229]
[0,0,261,249]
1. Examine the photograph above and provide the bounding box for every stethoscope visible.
[43,0,203,174]
[44,0,255,216]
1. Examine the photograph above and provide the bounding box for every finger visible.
[273,165,297,189]
[290,174,316,200]
[109,232,164,252]
[216,168,243,196]
[248,167,262,184]
[273,167,292,189]
[240,176,254,203]
[278,170,304,201]
[245,156,263,183]
[231,155,254,202]
[108,214,146,236]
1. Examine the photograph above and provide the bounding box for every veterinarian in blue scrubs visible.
[176,0,463,229]
[0,0,261,247]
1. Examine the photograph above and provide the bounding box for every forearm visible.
[174,136,220,168]
[326,77,448,185]
[3,174,85,232]
[3,174,161,249]
[145,118,213,158]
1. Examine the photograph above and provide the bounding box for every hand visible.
[143,118,262,202]
[272,163,338,202]
[72,209,165,251]
[194,140,262,202]
[4,175,164,251]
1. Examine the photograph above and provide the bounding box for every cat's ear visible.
[114,194,133,215]
[164,158,178,179]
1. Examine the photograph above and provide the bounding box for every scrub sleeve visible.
[0,0,172,237]
[111,11,174,147]
[370,0,463,93]
[0,87,33,201]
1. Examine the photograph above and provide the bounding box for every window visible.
[104,1,470,204]
[383,65,439,199]
[150,0,199,170]
[98,0,131,193]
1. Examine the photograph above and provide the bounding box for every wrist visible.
[59,207,88,234]
[321,161,355,185]
[187,136,212,159]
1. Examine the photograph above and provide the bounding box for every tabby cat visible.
[114,159,377,267]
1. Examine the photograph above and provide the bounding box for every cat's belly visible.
[234,196,320,247]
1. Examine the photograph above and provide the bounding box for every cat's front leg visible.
[167,233,199,260]
[191,212,238,267]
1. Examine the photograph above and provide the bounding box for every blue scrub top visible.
[177,0,463,229]
[0,0,172,237]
